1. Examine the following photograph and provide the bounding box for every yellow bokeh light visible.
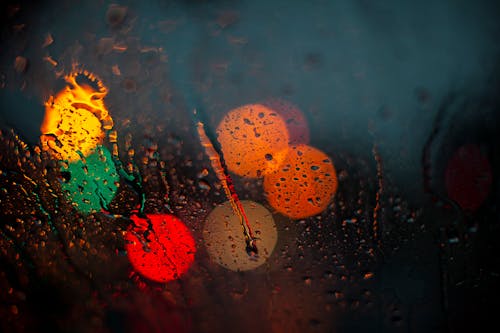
[203,200,278,271]
[40,69,113,161]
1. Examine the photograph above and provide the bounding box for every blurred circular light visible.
[40,70,113,162]
[261,99,310,145]
[125,214,196,283]
[216,104,290,178]
[60,145,119,214]
[264,144,338,219]
[203,200,277,271]
[445,144,492,212]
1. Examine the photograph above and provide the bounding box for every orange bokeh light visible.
[40,69,113,161]
[216,104,290,178]
[263,144,338,219]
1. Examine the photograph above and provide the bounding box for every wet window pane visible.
[1,1,499,332]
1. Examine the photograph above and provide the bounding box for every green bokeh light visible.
[60,145,119,214]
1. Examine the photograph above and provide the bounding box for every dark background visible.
[1,0,499,332]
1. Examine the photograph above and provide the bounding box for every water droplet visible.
[343,218,358,225]
[106,4,127,27]
[468,225,478,233]
[198,180,211,191]
[197,168,209,178]
[303,276,312,286]
[14,56,28,74]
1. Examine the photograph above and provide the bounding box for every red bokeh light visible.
[445,144,492,212]
[261,99,310,145]
[125,214,196,283]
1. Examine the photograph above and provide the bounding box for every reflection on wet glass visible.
[216,104,290,178]
[59,145,119,214]
[125,213,196,282]
[40,69,113,162]
[203,200,277,271]
[1,1,499,333]
[264,144,338,219]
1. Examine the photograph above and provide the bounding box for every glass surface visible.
[1,1,499,332]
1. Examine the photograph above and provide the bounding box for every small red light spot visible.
[445,144,492,212]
